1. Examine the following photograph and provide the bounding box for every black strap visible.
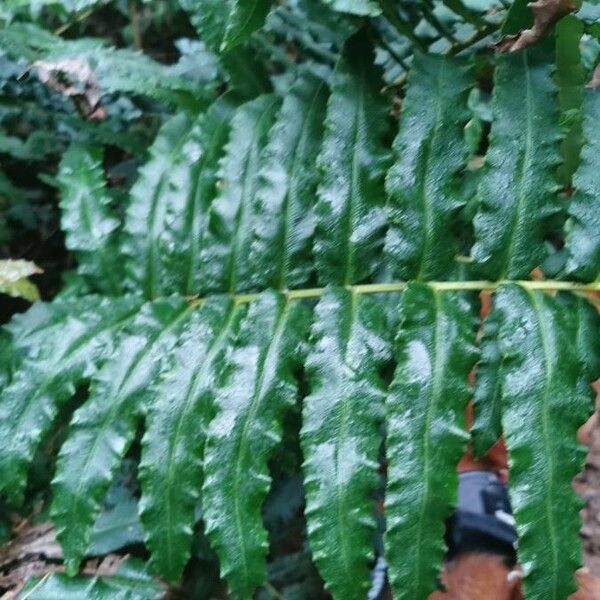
[368,470,518,599]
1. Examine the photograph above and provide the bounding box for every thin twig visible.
[129,0,143,50]
[264,581,285,600]
[54,7,96,35]
[378,0,428,52]
[371,25,410,71]
[20,572,52,600]
[446,22,499,55]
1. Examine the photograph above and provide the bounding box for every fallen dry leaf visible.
[33,58,106,119]
[495,0,578,53]
[588,64,600,90]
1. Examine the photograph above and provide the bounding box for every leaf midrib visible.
[229,298,290,590]
[63,304,193,555]
[528,290,560,598]
[412,290,444,594]
[334,290,358,583]
[140,129,189,299]
[343,55,367,286]
[161,302,236,573]
[228,97,279,293]
[416,57,447,281]
[501,51,535,279]
[279,80,327,289]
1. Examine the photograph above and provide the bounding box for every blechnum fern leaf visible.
[0,296,142,505]
[386,283,477,599]
[221,0,273,52]
[472,46,562,279]
[178,0,271,99]
[249,69,329,290]
[203,292,310,595]
[385,52,472,280]
[562,87,600,282]
[315,30,391,287]
[52,297,193,574]
[122,95,238,298]
[2,10,600,600]
[57,144,122,295]
[199,94,281,295]
[301,287,391,599]
[139,296,238,582]
[493,285,594,599]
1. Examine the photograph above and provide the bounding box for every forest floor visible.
[577,405,600,577]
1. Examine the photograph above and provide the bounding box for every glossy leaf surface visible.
[122,114,195,298]
[562,88,600,281]
[495,285,593,599]
[472,48,561,279]
[314,30,391,286]
[221,0,272,52]
[19,559,162,600]
[0,296,141,505]
[51,297,193,574]
[199,94,281,293]
[203,292,310,597]
[57,144,121,295]
[250,70,329,290]
[385,53,472,280]
[385,283,477,600]
[139,296,237,582]
[301,287,391,599]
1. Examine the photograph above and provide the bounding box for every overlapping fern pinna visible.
[1,0,600,599]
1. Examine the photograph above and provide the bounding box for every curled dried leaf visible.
[588,63,600,89]
[494,0,577,52]
[0,259,42,301]
[34,58,105,119]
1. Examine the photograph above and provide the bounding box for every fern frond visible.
[122,114,195,298]
[0,296,142,505]
[385,52,472,281]
[139,296,237,582]
[562,87,600,282]
[20,557,162,600]
[122,96,238,298]
[385,283,477,599]
[301,287,391,599]
[178,0,270,98]
[198,94,281,294]
[249,70,329,290]
[314,30,391,286]
[57,144,122,295]
[495,284,593,599]
[472,47,562,279]
[51,297,193,574]
[221,0,273,52]
[0,23,205,107]
[203,292,310,596]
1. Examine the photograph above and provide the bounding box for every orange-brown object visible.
[572,569,600,600]
[427,556,600,600]
[428,554,522,600]
[494,0,577,53]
